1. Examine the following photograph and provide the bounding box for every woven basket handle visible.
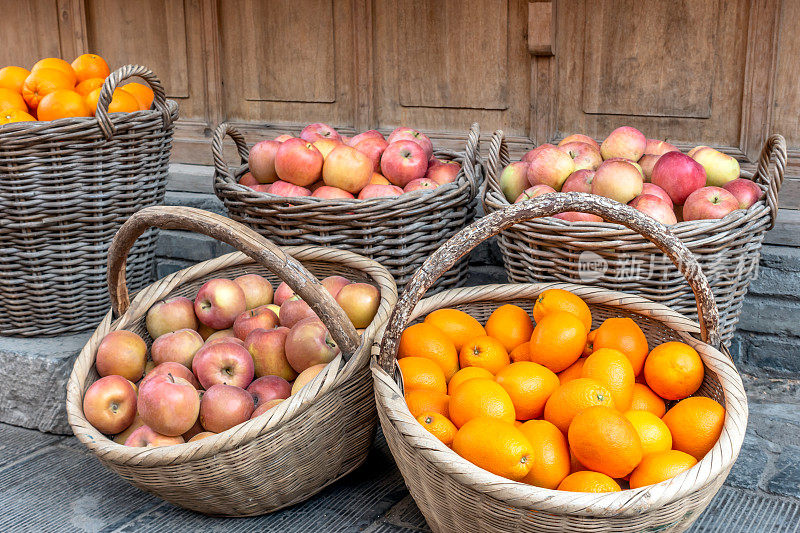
[482,129,512,208]
[211,123,250,183]
[752,134,787,229]
[460,122,481,197]
[380,192,721,371]
[107,206,360,358]
[95,65,172,140]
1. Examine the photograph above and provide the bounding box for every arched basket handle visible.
[211,123,250,183]
[752,133,786,229]
[482,129,512,208]
[95,65,172,140]
[460,122,481,198]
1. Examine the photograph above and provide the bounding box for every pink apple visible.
[196,323,216,341]
[644,139,679,156]
[638,154,661,181]
[274,134,293,143]
[335,282,380,328]
[192,341,255,389]
[425,160,460,185]
[312,138,340,160]
[404,178,438,193]
[249,140,281,184]
[321,275,351,298]
[140,361,202,390]
[274,282,295,306]
[83,375,138,435]
[291,364,327,395]
[499,162,531,203]
[138,373,200,436]
[641,183,674,207]
[245,326,296,381]
[234,273,273,310]
[95,330,147,382]
[312,185,355,199]
[251,399,285,418]
[274,138,324,186]
[554,212,604,222]
[194,278,247,330]
[629,194,678,225]
[605,157,644,180]
[188,431,215,442]
[146,296,198,339]
[526,144,575,190]
[322,144,373,193]
[387,127,433,160]
[300,123,341,143]
[250,184,271,193]
[205,328,235,343]
[353,137,389,173]
[181,418,205,441]
[558,134,600,151]
[561,169,595,194]
[514,184,556,203]
[358,184,404,199]
[232,305,279,340]
[199,384,254,433]
[124,425,184,447]
[239,172,259,187]
[285,317,340,373]
[247,375,292,407]
[113,412,145,444]
[267,180,312,197]
[591,159,643,203]
[151,328,204,368]
[559,141,602,171]
[381,140,428,187]
[205,336,244,348]
[279,297,316,328]
[683,186,740,221]
[723,178,764,209]
[651,151,707,205]
[600,126,647,161]
[687,145,708,158]
[691,147,741,187]
[348,129,385,146]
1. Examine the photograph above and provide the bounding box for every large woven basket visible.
[483,131,787,346]
[372,193,747,532]
[66,206,397,516]
[0,65,177,336]
[211,123,482,293]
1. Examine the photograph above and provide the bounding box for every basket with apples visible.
[483,128,786,345]
[211,122,481,293]
[66,206,397,516]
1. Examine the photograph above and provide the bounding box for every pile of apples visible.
[239,123,461,199]
[499,126,764,224]
[82,273,380,447]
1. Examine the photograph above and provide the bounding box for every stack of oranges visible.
[398,289,726,493]
[0,54,154,126]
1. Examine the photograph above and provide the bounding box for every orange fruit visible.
[568,405,643,478]
[71,54,110,83]
[629,383,666,418]
[0,109,36,125]
[36,90,90,121]
[528,311,587,372]
[623,410,672,457]
[22,68,73,110]
[569,449,587,473]
[581,348,635,411]
[398,323,459,381]
[495,362,559,420]
[533,289,592,332]
[557,358,585,385]
[557,471,621,493]
[452,417,533,480]
[448,366,494,395]
[644,341,704,400]
[417,411,457,446]
[449,378,515,428]
[398,356,447,394]
[543,378,615,434]
[662,396,725,461]
[423,308,486,352]
[509,341,530,362]
[31,58,77,86]
[75,77,105,97]
[629,450,697,489]
[122,82,155,110]
[518,420,570,489]
[485,304,534,352]
[405,389,450,419]
[0,88,27,112]
[591,317,649,376]
[583,329,596,357]
[85,87,140,116]
[459,335,510,374]
[0,66,31,93]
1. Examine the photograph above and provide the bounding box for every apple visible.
[95,330,147,382]
[683,186,740,221]
[591,159,643,203]
[561,169,595,194]
[188,431,215,442]
[559,134,600,151]
[239,172,259,187]
[265,304,281,317]
[629,194,678,225]
[272,282,294,306]
[279,296,316,328]
[300,123,341,143]
[194,278,247,330]
[526,144,575,190]
[274,134,293,143]
[514,184,556,203]
[353,137,389,173]
[638,154,661,181]
[335,282,380,328]
[249,140,281,184]
[151,328,204,368]
[312,138,340,160]
[370,173,390,185]
[196,323,216,340]
[273,138,324,186]
[83,375,138,435]
[291,363,328,395]
[358,184,404,199]
[605,157,644,180]
[247,375,292,407]
[182,418,205,441]
[124,425,184,447]
[307,180,325,192]
[233,305,279,340]
[559,141,602,171]
[425,160,460,185]
[245,326,297,381]
[138,373,200,436]
[404,178,438,193]
[198,384,254,433]
[251,398,285,418]
[205,337,244,348]
[267,181,312,197]
[322,144,373,193]
[250,184,271,193]
[113,412,145,444]
[554,212,604,222]
[387,127,433,160]
[322,275,351,298]
[312,185,355,199]
[205,328,235,343]
[651,152,707,205]
[140,361,202,390]
[499,162,531,203]
[644,139,679,156]
[687,145,708,158]
[348,129,384,146]
[641,183,674,207]
[691,147,741,187]
[285,318,340,373]
[233,273,273,310]
[192,341,255,389]
[146,296,198,339]
[381,140,428,187]
[600,126,647,161]
[723,178,764,209]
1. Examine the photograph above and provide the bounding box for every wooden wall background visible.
[1,0,798,211]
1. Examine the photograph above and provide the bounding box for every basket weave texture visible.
[482,131,787,345]
[0,64,177,336]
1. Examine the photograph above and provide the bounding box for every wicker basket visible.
[483,131,787,346]
[211,123,482,294]
[0,64,177,336]
[372,193,747,532]
[66,206,397,516]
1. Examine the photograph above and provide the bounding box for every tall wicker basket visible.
[483,131,786,346]
[0,65,177,336]
[67,206,397,516]
[372,194,747,533]
[211,123,482,294]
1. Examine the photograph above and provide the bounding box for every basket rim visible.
[371,281,748,518]
[66,244,398,467]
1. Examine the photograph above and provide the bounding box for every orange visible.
[518,420,570,489]
[459,335,510,374]
[533,289,592,332]
[629,450,697,489]
[75,77,105,97]
[423,308,486,352]
[36,90,90,121]
[557,471,621,493]
[495,362,559,420]
[32,58,78,86]
[417,411,457,446]
[583,329,596,357]
[449,378,515,428]
[629,383,666,418]
[543,378,615,434]
[71,54,110,83]
[569,449,587,473]
[592,317,649,376]
[398,356,447,394]
[528,311,587,372]
[122,82,155,110]
[662,396,725,461]
[644,341,704,400]
[452,417,533,481]
[0,109,36,125]
[623,410,672,457]
[485,304,534,352]
[22,68,73,110]
[0,88,27,112]
[557,358,586,385]
[509,342,530,362]
[568,405,643,478]
[405,389,450,419]
[581,348,635,411]
[448,366,494,395]
[398,323,459,381]
[85,87,140,116]
[0,66,30,93]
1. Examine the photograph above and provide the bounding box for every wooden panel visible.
[773,0,800,149]
[0,0,62,68]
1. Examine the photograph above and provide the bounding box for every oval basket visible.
[211,123,482,294]
[372,193,747,532]
[66,206,397,516]
[0,64,178,336]
[482,131,786,345]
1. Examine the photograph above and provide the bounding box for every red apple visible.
[247,375,292,407]
[274,138,324,186]
[124,425,184,447]
[561,169,595,194]
[381,140,428,187]
[514,184,556,203]
[629,194,678,225]
[249,140,281,184]
[205,328,235,343]
[251,398,285,418]
[600,126,647,161]
[312,185,355,199]
[404,178,438,193]
[348,129,385,146]
[199,384,254,433]
[335,282,380,328]
[151,328,204,368]
[651,151,707,205]
[192,341,255,389]
[683,186,740,221]
[138,373,200,436]
[687,145,708,158]
[291,364,327,395]
[194,278,247,330]
[723,178,764,209]
[638,154,661,181]
[274,282,295,306]
[239,172,259,187]
[113,412,145,444]
[95,330,147,382]
[233,305,279,340]
[322,144,373,193]
[267,180,312,197]
[370,173,390,185]
[300,123,341,143]
[250,184,271,193]
[353,137,389,173]
[499,162,531,203]
[605,157,644,180]
[245,326,297,381]
[387,127,433,160]
[188,431,215,442]
[140,361,202,390]
[691,147,741,187]
[554,212,604,222]
[181,418,205,441]
[196,323,216,341]
[274,134,293,143]
[146,296,198,339]
[357,184,404,199]
[526,144,575,190]
[591,159,643,203]
[641,183,674,208]
[312,138,340,160]
[558,134,600,151]
[285,318,340,373]
[279,296,316,328]
[321,275,351,299]
[425,160,460,185]
[644,139,679,156]
[234,273,273,310]
[83,375,138,435]
[559,141,602,171]
[205,337,244,348]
